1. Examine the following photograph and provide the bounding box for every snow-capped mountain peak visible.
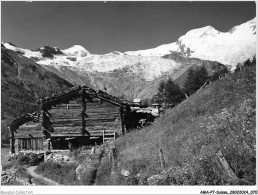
[125,17,256,68]
[228,17,256,36]
[62,45,90,57]
[183,25,219,39]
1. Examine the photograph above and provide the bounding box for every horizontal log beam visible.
[53,129,118,133]
[51,117,119,122]
[51,119,119,127]
[19,124,42,130]
[50,116,120,121]
[50,107,119,112]
[50,134,91,137]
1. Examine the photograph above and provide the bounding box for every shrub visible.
[154,78,185,106]
[35,161,80,185]
[10,152,44,166]
[80,168,98,185]
[2,163,13,170]
[15,167,31,180]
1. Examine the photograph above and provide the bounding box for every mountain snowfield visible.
[125,17,256,67]
[2,17,256,99]
[3,43,180,81]
[62,45,90,57]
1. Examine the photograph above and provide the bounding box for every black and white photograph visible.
[1,1,256,194]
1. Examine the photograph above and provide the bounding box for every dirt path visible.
[26,166,60,185]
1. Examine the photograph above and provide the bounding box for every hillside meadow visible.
[95,64,256,185]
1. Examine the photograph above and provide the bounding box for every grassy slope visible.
[102,65,255,185]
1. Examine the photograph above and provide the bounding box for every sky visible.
[1,1,256,54]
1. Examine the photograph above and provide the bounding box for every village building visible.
[151,103,162,116]
[133,98,141,106]
[8,86,134,153]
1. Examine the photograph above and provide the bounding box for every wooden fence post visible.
[109,146,118,167]
[47,139,51,150]
[216,150,238,179]
[159,148,166,172]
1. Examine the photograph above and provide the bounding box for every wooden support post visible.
[47,139,51,150]
[124,106,131,133]
[18,139,21,152]
[81,88,86,135]
[22,139,24,150]
[35,139,37,151]
[38,138,40,150]
[119,107,125,135]
[9,126,15,154]
[103,130,105,143]
[68,141,73,152]
[40,138,43,150]
[26,139,29,150]
[31,138,35,150]
[37,138,39,150]
[24,139,27,150]
[28,139,30,150]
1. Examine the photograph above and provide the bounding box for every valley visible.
[1,16,256,187]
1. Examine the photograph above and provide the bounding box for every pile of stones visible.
[1,170,31,185]
[44,153,70,163]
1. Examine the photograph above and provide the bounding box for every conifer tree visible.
[183,68,197,95]
[164,78,184,106]
[156,80,166,103]
[195,65,209,86]
[183,66,209,96]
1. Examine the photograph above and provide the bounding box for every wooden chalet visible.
[8,86,134,153]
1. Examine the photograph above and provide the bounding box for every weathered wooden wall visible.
[49,98,122,137]
[14,123,49,152]
[16,137,43,151]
